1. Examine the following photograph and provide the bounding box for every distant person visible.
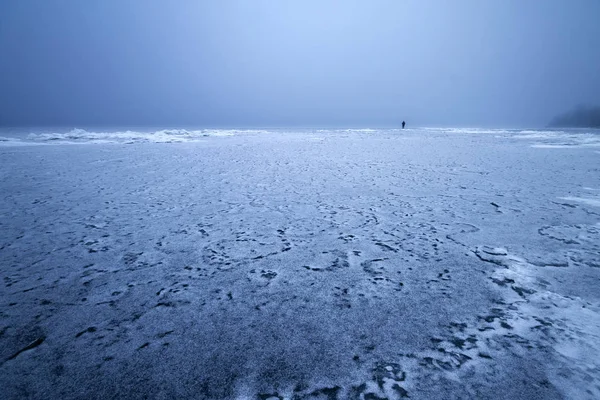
[402,121,406,129]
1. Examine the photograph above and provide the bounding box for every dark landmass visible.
[549,105,600,128]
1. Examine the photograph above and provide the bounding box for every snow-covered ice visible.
[1,127,599,399]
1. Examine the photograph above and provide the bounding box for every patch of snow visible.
[559,196,600,207]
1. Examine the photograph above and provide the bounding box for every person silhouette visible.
[402,121,406,129]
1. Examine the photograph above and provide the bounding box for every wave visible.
[511,129,600,148]
[420,127,517,134]
[424,127,600,148]
[3,128,270,145]
[315,128,377,133]
[2,127,599,147]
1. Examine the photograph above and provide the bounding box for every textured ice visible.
[559,196,600,208]
[516,130,600,148]
[1,128,599,399]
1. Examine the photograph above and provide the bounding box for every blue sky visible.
[1,0,599,127]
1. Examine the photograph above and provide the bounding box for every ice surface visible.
[0,128,599,399]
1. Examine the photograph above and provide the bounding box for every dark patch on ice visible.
[261,270,278,280]
[490,277,515,286]
[375,242,398,252]
[122,252,143,265]
[294,386,341,400]
[511,285,536,298]
[258,393,283,400]
[75,326,97,338]
[555,202,577,208]
[155,301,177,308]
[6,336,45,361]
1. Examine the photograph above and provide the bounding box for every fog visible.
[1,0,599,128]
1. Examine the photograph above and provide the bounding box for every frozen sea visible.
[1,127,599,399]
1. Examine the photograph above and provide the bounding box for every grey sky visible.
[1,0,599,128]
